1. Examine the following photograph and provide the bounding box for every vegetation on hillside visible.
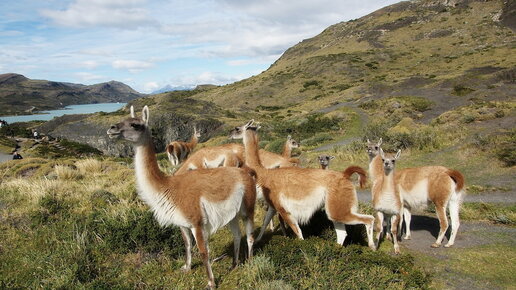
[0,157,430,289]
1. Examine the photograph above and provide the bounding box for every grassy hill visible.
[193,0,514,114]
[0,73,144,116]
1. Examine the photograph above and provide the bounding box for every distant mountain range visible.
[151,85,195,94]
[0,73,144,116]
[151,84,218,94]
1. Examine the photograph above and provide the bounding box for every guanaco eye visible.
[375,146,378,150]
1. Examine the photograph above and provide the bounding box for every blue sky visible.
[0,0,399,93]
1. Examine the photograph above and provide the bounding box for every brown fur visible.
[342,166,367,189]
[367,145,465,247]
[166,128,200,166]
[281,135,299,159]
[370,150,403,254]
[176,142,297,175]
[107,107,256,288]
[236,122,375,248]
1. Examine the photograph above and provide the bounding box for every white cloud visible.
[75,72,105,82]
[79,60,99,69]
[173,71,242,87]
[142,81,159,93]
[112,59,153,73]
[40,0,155,29]
[0,30,24,37]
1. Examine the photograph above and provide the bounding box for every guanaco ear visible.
[244,119,254,129]
[377,138,383,147]
[395,149,401,160]
[287,135,292,140]
[366,138,371,144]
[379,147,385,159]
[130,106,135,118]
[142,106,149,125]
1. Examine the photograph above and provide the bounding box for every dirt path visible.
[0,152,11,163]
[357,188,516,289]
[313,101,369,152]
[357,190,516,204]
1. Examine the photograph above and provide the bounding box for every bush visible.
[84,208,184,255]
[256,236,430,289]
[303,80,321,88]
[495,131,516,167]
[31,194,71,225]
[452,85,475,96]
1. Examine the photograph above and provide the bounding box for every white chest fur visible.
[200,183,245,235]
[134,148,190,228]
[279,186,327,225]
[400,179,429,209]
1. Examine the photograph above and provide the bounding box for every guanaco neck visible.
[134,129,166,190]
[243,129,266,174]
[282,141,292,158]
[381,167,395,193]
[369,155,383,182]
[189,133,198,148]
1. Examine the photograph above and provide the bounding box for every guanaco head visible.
[366,138,382,159]
[193,127,201,139]
[379,148,401,175]
[286,135,299,149]
[317,155,335,169]
[228,119,259,139]
[107,105,150,143]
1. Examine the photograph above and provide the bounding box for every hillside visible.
[193,0,514,116]
[0,73,144,116]
[20,0,514,191]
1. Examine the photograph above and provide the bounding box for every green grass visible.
[461,203,516,226]
[0,157,430,288]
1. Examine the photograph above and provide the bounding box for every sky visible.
[0,0,400,93]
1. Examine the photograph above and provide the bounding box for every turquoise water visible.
[0,103,126,123]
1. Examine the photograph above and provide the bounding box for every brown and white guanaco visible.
[366,139,465,248]
[232,120,375,249]
[371,148,403,254]
[166,127,200,166]
[107,106,256,289]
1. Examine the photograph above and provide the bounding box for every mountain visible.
[192,0,514,117]
[28,0,516,167]
[0,73,144,116]
[151,84,195,94]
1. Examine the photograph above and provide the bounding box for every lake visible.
[0,103,127,123]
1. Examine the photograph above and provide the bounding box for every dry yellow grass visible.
[75,158,103,175]
[54,165,81,180]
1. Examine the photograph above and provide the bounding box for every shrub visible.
[264,139,285,154]
[303,80,321,88]
[257,236,430,289]
[90,189,119,207]
[76,158,103,175]
[494,130,516,167]
[54,165,81,180]
[84,208,184,255]
[452,85,475,96]
[302,133,334,147]
[31,194,71,225]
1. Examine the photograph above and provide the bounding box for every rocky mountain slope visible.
[0,73,144,116]
[25,0,515,168]
[192,0,514,118]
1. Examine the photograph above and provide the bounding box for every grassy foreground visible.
[0,157,431,289]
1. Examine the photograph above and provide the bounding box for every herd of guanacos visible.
[107,106,465,288]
